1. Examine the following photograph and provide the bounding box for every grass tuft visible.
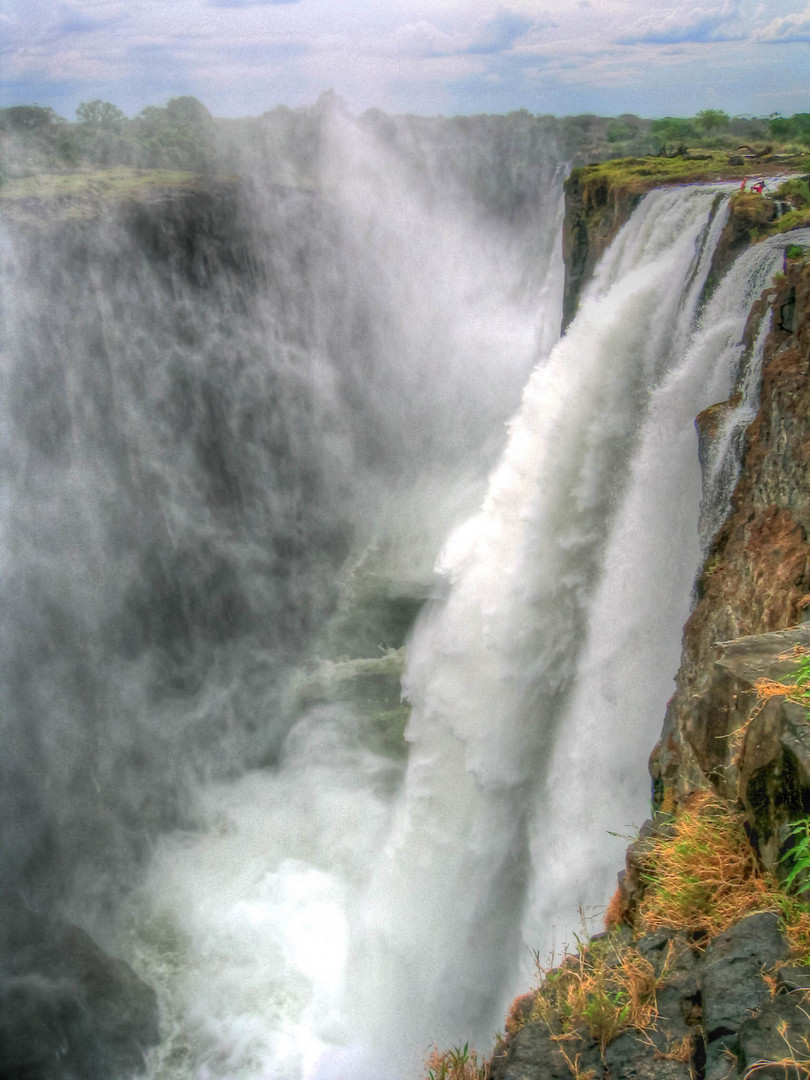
[424,1043,488,1080]
[637,791,773,939]
[531,935,658,1051]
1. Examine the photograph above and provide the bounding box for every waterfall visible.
[0,112,563,1079]
[2,117,802,1079]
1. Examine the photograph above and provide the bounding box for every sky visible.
[1,0,809,121]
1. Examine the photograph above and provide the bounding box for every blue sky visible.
[1,0,809,120]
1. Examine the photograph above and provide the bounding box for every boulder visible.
[489,1023,601,1080]
[0,911,159,1080]
[738,992,810,1079]
[700,912,791,1075]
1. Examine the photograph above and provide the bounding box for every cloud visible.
[464,10,534,55]
[207,0,301,7]
[615,1,742,44]
[391,20,458,57]
[755,3,810,42]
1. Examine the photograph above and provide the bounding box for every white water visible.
[125,185,798,1079]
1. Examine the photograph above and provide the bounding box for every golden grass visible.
[637,792,775,939]
[423,1044,488,1080]
[531,937,658,1051]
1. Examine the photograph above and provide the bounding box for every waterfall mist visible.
[3,105,800,1079]
[0,104,564,1077]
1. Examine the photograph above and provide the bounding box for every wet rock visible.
[703,1038,739,1080]
[637,931,701,1035]
[702,912,790,1036]
[776,966,810,994]
[700,913,791,1076]
[489,1023,601,1080]
[0,912,159,1080]
[604,1029,692,1080]
[738,992,810,1078]
[651,261,810,819]
[715,625,810,687]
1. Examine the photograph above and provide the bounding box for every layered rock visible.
[0,909,159,1080]
[650,258,810,850]
[491,166,810,1080]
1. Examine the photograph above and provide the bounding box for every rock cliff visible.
[491,169,810,1080]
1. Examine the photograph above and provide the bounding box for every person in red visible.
[751,180,765,194]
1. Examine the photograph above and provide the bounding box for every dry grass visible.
[532,937,658,1051]
[423,1044,488,1080]
[604,886,632,930]
[637,791,775,939]
[741,1006,810,1078]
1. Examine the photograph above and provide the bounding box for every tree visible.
[696,109,730,135]
[649,116,698,152]
[76,100,126,129]
[166,97,213,128]
[0,105,64,132]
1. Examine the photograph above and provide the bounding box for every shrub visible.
[424,1043,488,1080]
[777,177,810,209]
[531,934,658,1051]
[637,792,773,938]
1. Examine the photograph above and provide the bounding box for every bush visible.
[638,792,773,938]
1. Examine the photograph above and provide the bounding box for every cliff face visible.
[561,170,643,330]
[651,257,810,853]
[492,174,810,1080]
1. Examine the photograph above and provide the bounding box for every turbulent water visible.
[0,110,802,1080]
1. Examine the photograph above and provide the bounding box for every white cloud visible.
[1,0,809,119]
[755,3,810,41]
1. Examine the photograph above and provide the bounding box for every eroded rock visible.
[0,911,159,1080]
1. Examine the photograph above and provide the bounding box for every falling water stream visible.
[1,115,803,1080]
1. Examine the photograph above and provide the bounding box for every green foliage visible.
[770,113,810,146]
[787,245,806,260]
[166,96,213,128]
[780,818,810,896]
[696,109,730,135]
[76,100,126,129]
[649,116,699,152]
[526,932,657,1052]
[424,1042,487,1080]
[777,177,810,209]
[0,105,64,131]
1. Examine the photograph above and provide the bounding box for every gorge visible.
[1,108,810,1080]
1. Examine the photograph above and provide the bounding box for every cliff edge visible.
[487,165,810,1080]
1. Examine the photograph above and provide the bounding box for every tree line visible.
[1,98,807,187]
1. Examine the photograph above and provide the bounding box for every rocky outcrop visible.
[492,915,807,1080]
[495,170,810,1080]
[703,192,779,297]
[0,909,159,1079]
[651,258,810,839]
[562,163,798,331]
[561,170,644,330]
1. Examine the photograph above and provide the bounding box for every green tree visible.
[696,108,730,134]
[649,116,698,152]
[76,100,126,129]
[0,105,64,132]
[165,96,213,128]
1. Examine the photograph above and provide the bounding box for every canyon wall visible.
[493,171,810,1080]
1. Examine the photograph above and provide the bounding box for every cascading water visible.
[118,185,798,1080]
[0,109,563,1079]
[1,108,801,1080]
